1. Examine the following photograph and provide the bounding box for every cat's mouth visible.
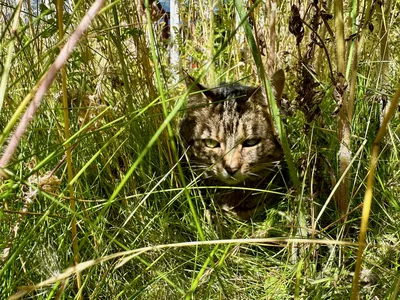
[214,165,276,185]
[217,169,247,185]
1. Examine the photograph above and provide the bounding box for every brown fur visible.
[180,71,287,219]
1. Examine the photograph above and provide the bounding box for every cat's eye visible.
[204,139,220,148]
[243,138,261,147]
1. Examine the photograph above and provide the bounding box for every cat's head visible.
[180,70,285,185]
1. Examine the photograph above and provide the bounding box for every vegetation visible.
[0,0,399,298]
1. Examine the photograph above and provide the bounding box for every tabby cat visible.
[179,70,287,219]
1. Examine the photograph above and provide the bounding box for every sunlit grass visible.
[0,0,399,299]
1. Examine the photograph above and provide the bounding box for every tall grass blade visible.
[0,0,106,177]
[0,1,23,113]
[234,0,300,188]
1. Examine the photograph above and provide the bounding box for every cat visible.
[179,70,288,220]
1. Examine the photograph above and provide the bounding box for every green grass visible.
[0,0,400,299]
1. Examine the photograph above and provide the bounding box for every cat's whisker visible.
[191,166,207,171]
[190,164,209,170]
[257,160,281,166]
[248,172,261,178]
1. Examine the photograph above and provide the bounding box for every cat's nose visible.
[225,166,239,176]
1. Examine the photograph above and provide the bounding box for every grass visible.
[0,0,400,299]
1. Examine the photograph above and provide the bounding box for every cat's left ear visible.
[270,69,285,101]
[249,69,285,105]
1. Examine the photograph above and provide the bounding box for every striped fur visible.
[180,70,287,219]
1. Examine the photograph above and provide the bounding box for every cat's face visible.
[180,71,285,185]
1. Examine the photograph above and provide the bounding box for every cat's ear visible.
[249,70,285,104]
[184,75,207,93]
[185,75,217,106]
[270,69,285,101]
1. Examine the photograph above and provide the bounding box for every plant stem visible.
[334,0,350,218]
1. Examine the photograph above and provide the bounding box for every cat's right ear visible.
[184,75,207,92]
[185,74,217,106]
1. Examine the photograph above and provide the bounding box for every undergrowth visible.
[0,0,399,299]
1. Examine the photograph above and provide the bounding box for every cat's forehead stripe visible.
[183,84,272,142]
[222,100,240,134]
